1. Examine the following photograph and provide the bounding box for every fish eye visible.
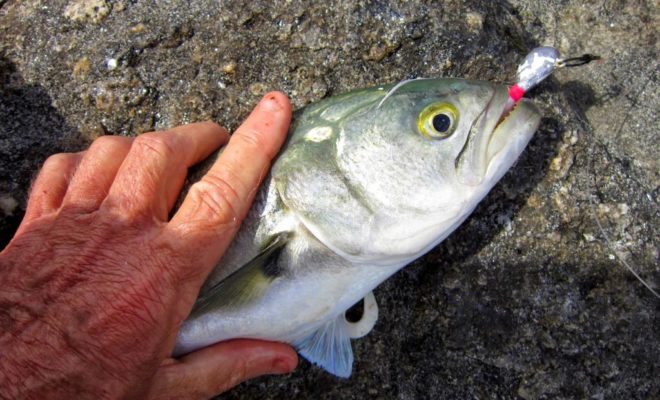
[418,102,459,139]
[432,114,451,132]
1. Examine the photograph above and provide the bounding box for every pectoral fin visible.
[292,292,379,377]
[294,315,354,378]
[190,233,288,317]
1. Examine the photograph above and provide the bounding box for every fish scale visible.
[174,77,541,377]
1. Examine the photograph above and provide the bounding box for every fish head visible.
[355,78,541,186]
[331,78,541,263]
[274,78,541,265]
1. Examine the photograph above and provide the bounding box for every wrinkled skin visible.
[0,93,298,399]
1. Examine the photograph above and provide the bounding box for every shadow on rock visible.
[561,80,599,112]
[0,55,85,248]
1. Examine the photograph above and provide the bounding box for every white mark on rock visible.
[0,195,19,216]
[106,58,118,70]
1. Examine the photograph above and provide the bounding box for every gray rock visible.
[1,0,657,398]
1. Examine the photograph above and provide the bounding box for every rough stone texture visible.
[0,0,657,398]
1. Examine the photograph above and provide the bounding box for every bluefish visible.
[174,77,541,377]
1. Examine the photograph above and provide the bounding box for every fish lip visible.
[456,86,510,185]
[486,96,541,170]
[457,86,541,186]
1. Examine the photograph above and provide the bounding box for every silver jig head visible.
[506,46,601,108]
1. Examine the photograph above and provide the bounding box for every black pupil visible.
[432,113,451,133]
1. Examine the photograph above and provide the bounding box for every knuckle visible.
[188,172,244,226]
[234,128,273,159]
[90,134,130,151]
[133,132,177,160]
[43,152,76,169]
[91,134,118,148]
[217,360,249,394]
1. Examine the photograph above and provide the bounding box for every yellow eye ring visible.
[418,102,459,139]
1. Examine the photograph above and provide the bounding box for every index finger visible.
[104,121,229,221]
[168,92,291,272]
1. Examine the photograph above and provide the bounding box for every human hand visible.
[0,92,297,399]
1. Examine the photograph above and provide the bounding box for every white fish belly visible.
[174,262,401,356]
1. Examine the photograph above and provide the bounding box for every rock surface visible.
[1,0,657,398]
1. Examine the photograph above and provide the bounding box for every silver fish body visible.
[174,78,541,377]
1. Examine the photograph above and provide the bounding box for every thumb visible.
[146,340,298,400]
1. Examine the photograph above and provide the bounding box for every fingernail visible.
[272,356,297,374]
[260,92,284,112]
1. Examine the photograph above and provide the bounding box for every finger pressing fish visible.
[174,47,597,377]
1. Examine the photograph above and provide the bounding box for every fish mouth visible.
[457,86,541,185]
